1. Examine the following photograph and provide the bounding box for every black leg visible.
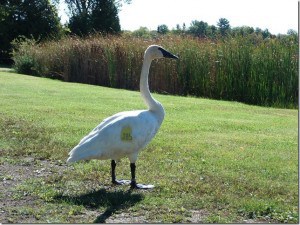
[130,162,154,189]
[111,160,131,185]
[130,163,137,188]
[111,160,117,184]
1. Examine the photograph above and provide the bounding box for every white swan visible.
[67,45,178,189]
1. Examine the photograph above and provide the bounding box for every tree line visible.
[0,0,297,64]
[136,19,297,40]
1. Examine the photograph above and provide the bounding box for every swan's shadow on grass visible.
[54,188,144,223]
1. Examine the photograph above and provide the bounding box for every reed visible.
[12,34,298,108]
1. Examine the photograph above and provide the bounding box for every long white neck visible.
[140,55,165,122]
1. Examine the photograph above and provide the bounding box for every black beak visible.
[158,47,179,59]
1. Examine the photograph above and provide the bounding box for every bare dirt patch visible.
[187,209,210,223]
[105,212,148,223]
[0,157,67,223]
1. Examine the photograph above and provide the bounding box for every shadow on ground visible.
[54,188,144,223]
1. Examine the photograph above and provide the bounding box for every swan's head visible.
[145,45,179,60]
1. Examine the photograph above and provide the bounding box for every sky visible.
[59,0,299,35]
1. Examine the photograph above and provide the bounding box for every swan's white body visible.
[67,45,178,188]
[67,109,163,163]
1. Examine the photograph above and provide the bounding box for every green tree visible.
[217,18,230,36]
[261,28,271,39]
[231,26,254,37]
[66,0,129,36]
[171,24,181,35]
[91,0,120,33]
[206,25,217,39]
[171,23,187,35]
[132,26,150,38]
[68,12,91,35]
[255,27,262,35]
[287,29,297,36]
[0,0,62,64]
[157,24,169,34]
[188,20,208,37]
[254,27,274,39]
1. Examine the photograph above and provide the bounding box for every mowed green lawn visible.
[0,71,298,223]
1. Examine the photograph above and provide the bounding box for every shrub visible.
[13,54,36,75]
[11,37,39,76]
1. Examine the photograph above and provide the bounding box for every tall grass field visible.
[0,71,298,223]
[12,35,298,108]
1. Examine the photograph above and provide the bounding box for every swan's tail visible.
[66,142,101,163]
[66,145,92,163]
[66,155,78,163]
[66,147,82,163]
